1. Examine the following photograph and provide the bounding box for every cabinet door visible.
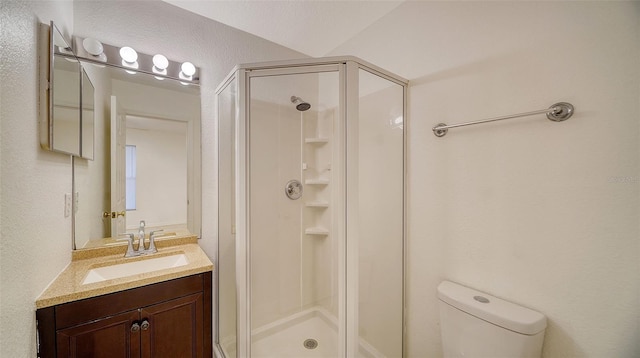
[140,293,204,358]
[57,310,140,358]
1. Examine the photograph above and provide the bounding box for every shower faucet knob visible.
[285,180,303,200]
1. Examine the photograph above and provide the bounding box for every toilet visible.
[437,280,547,358]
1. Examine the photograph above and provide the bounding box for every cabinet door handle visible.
[140,319,150,331]
[131,322,140,332]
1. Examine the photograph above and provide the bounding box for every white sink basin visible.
[82,253,188,285]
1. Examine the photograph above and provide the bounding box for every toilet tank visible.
[438,281,547,358]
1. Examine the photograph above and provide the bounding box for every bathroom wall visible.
[1,2,75,357]
[0,1,304,356]
[330,2,639,357]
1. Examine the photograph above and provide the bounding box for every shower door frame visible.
[240,62,347,358]
[217,57,408,358]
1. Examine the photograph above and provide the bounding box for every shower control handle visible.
[285,180,303,200]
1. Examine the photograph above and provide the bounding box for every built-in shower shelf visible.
[305,179,330,185]
[305,137,329,144]
[305,201,329,208]
[305,227,329,236]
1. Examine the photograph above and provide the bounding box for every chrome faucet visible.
[138,220,146,250]
[145,229,164,254]
[120,233,140,257]
[118,221,163,257]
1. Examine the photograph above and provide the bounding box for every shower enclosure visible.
[216,57,406,358]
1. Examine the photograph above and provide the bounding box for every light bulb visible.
[181,62,196,77]
[121,59,139,74]
[152,54,168,79]
[83,38,104,56]
[153,54,169,70]
[119,46,138,63]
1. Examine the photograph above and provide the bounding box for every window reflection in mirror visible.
[74,62,201,250]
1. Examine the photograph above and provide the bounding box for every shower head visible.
[291,96,311,112]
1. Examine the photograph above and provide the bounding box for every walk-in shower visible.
[216,57,407,358]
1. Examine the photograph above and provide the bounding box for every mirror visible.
[73,60,201,250]
[39,22,95,159]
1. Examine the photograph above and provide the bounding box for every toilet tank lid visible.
[437,281,547,335]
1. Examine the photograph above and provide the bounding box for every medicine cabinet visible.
[39,21,95,159]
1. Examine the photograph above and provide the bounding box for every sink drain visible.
[303,338,318,350]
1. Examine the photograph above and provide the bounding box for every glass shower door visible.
[351,67,404,358]
[248,67,342,357]
[217,77,237,358]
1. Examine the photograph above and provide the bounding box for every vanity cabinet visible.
[36,272,212,358]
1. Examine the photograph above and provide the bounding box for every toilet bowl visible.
[438,280,546,358]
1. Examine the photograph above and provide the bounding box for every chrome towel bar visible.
[432,102,574,137]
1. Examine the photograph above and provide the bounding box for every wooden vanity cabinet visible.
[36,272,212,358]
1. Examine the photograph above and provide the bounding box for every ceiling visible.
[162,0,405,57]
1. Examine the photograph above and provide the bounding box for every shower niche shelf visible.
[305,227,329,236]
[305,137,329,144]
[305,179,330,185]
[305,201,329,208]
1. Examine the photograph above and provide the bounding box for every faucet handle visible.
[118,233,139,257]
[147,230,164,254]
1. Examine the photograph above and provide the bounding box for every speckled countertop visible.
[36,236,213,309]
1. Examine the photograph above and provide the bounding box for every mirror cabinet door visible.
[81,68,95,160]
[42,22,82,156]
[51,54,81,155]
[40,22,96,159]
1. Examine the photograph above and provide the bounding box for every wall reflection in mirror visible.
[74,59,201,250]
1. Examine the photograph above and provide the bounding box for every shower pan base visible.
[240,307,383,358]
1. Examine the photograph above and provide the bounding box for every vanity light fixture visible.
[73,35,200,85]
[56,40,76,60]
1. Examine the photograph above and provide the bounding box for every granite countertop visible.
[36,236,213,309]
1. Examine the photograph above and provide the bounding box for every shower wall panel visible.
[250,99,303,329]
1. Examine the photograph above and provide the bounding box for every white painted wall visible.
[0,2,74,357]
[0,1,304,356]
[330,2,639,357]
